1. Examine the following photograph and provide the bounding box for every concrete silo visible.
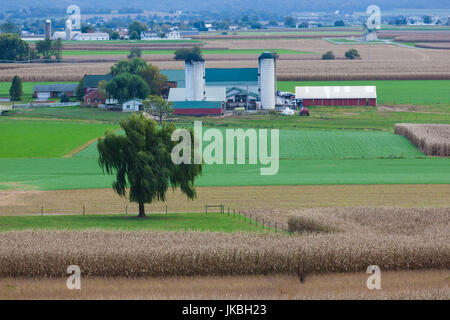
[258,52,276,109]
[65,20,72,41]
[45,20,52,40]
[185,59,205,101]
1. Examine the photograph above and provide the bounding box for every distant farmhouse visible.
[141,30,191,40]
[33,84,78,100]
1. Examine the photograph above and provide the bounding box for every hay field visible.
[1,38,450,81]
[1,270,448,300]
[0,210,448,278]
[395,123,450,156]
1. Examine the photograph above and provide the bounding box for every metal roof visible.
[160,68,258,88]
[258,52,275,60]
[172,101,222,109]
[83,75,115,88]
[295,86,377,99]
[34,84,78,92]
[168,87,226,102]
[226,87,259,98]
[206,68,258,82]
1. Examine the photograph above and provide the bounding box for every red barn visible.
[172,101,224,116]
[295,86,377,106]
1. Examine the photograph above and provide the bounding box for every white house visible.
[72,33,110,41]
[122,99,143,112]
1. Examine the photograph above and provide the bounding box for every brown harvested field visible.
[394,123,450,156]
[415,43,450,50]
[0,223,448,277]
[1,184,450,216]
[1,39,450,81]
[1,270,448,299]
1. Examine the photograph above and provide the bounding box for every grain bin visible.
[185,59,205,101]
[45,20,52,40]
[258,52,276,110]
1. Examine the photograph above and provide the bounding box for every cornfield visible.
[0,206,448,278]
[395,123,450,156]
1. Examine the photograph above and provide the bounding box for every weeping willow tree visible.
[97,114,202,218]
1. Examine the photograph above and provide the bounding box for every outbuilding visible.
[295,86,377,106]
[122,99,143,112]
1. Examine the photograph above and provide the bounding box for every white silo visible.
[185,59,205,101]
[45,20,52,40]
[65,20,72,41]
[258,52,276,109]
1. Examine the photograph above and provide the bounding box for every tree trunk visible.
[138,202,146,218]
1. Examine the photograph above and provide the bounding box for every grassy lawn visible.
[278,80,450,106]
[0,118,117,158]
[4,106,130,122]
[62,49,316,55]
[0,213,266,233]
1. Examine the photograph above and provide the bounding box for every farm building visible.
[83,89,105,106]
[122,99,143,112]
[72,33,110,41]
[168,84,226,116]
[295,86,377,106]
[164,52,276,113]
[82,74,115,95]
[33,84,78,100]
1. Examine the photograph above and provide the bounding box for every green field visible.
[62,49,316,55]
[0,119,117,158]
[278,80,450,106]
[75,129,423,161]
[0,213,265,233]
[4,106,130,122]
[0,157,449,191]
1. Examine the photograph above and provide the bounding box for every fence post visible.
[262,218,264,229]
[205,205,207,214]
[228,208,230,216]
[249,214,251,225]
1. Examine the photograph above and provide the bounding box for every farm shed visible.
[122,99,143,112]
[33,84,78,99]
[171,101,224,116]
[295,86,377,106]
[82,74,115,95]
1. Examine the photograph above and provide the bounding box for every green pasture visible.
[0,213,265,233]
[0,118,117,158]
[278,80,450,106]
[5,106,130,122]
[62,49,316,55]
[75,128,423,161]
[0,157,449,191]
